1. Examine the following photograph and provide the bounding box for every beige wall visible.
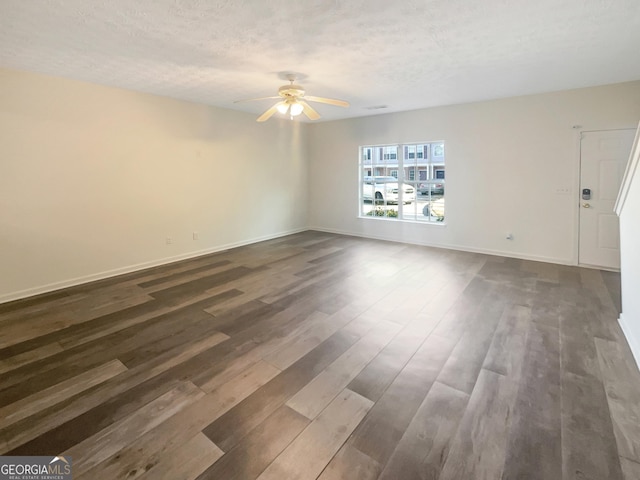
[0,68,308,302]
[307,81,640,264]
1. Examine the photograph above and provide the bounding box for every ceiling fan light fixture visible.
[239,76,349,122]
[290,102,303,116]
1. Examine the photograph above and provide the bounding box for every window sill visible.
[358,215,447,226]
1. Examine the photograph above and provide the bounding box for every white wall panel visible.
[0,68,308,301]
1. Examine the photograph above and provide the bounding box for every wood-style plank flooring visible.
[1,231,640,479]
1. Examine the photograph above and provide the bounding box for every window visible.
[360,142,445,222]
[433,143,444,157]
[405,145,426,160]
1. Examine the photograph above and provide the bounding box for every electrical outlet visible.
[166,237,172,245]
[193,231,199,240]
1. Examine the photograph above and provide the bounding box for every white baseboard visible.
[0,227,307,305]
[619,314,640,370]
[308,226,573,266]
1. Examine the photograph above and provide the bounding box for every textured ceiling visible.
[1,0,639,122]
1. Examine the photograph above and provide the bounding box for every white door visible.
[579,129,636,270]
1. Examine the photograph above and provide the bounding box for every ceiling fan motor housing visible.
[278,84,305,98]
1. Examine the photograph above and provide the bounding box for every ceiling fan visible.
[235,75,349,122]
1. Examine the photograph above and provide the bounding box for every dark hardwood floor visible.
[1,231,639,479]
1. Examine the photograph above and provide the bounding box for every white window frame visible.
[359,142,445,224]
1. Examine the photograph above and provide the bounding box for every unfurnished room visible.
[1,1,640,479]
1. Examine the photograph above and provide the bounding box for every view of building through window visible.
[360,142,445,222]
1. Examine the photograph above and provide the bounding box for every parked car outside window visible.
[418,182,444,195]
[362,176,415,204]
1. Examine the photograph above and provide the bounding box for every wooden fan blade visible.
[299,101,320,120]
[257,102,284,122]
[234,96,280,104]
[304,95,349,107]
